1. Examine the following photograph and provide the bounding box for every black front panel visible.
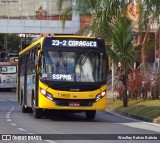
[53,98,95,107]
[40,80,105,91]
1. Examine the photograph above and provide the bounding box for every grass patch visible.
[106,98,160,119]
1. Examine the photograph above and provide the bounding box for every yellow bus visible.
[17,36,108,120]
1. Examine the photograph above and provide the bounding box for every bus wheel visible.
[32,97,41,118]
[85,110,96,120]
[33,108,41,119]
[22,105,28,113]
[28,107,33,113]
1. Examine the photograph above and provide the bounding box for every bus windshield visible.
[9,57,18,62]
[0,66,17,74]
[40,51,106,82]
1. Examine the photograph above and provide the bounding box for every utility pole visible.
[111,60,115,99]
[111,43,115,99]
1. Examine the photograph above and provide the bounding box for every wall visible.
[0,0,80,34]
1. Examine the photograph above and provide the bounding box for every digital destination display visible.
[51,39,97,48]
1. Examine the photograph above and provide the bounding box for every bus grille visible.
[53,98,95,107]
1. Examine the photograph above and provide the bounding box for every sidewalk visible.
[107,108,160,124]
[106,88,160,125]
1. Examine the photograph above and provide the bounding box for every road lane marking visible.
[7,111,10,114]
[10,106,15,112]
[6,119,11,122]
[0,100,6,101]
[5,116,10,119]
[17,128,26,131]
[6,112,10,116]
[10,123,17,126]
[5,106,14,119]
[45,140,58,143]
[9,99,17,101]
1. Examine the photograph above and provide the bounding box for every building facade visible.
[0,0,80,34]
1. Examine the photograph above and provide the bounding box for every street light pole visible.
[111,43,115,99]
[111,61,115,99]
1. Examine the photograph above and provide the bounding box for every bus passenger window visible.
[1,67,7,72]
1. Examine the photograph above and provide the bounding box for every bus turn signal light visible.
[95,91,106,102]
[40,88,53,101]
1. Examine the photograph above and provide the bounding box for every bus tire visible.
[28,107,33,113]
[32,95,41,118]
[20,90,23,105]
[85,110,96,120]
[22,105,28,113]
[33,108,41,119]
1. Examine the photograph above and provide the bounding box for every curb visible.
[108,108,160,124]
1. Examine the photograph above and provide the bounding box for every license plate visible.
[69,102,80,107]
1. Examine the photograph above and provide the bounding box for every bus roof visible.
[19,37,44,55]
[53,35,97,39]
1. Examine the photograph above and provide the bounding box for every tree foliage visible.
[7,34,20,51]
[108,16,137,70]
[58,0,160,65]
[57,0,160,105]
[0,34,20,51]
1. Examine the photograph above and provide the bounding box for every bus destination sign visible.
[51,39,97,48]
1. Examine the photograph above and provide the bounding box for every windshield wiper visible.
[58,51,67,67]
[79,50,92,66]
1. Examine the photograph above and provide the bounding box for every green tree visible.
[0,34,4,49]
[58,0,160,65]
[0,34,20,51]
[57,0,160,105]
[7,34,20,51]
[108,16,138,106]
[134,0,160,69]
[57,0,138,107]
[57,0,124,39]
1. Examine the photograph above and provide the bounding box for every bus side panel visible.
[26,73,36,107]
[26,74,32,107]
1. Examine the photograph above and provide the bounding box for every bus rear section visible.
[0,62,17,89]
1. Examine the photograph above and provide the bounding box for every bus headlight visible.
[40,88,46,95]
[46,92,54,101]
[95,91,106,102]
[40,88,53,101]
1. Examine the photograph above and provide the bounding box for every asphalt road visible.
[0,89,160,143]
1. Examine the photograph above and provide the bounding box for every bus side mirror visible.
[38,51,43,67]
[35,65,39,74]
[38,58,42,67]
[32,75,36,84]
[35,56,40,74]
